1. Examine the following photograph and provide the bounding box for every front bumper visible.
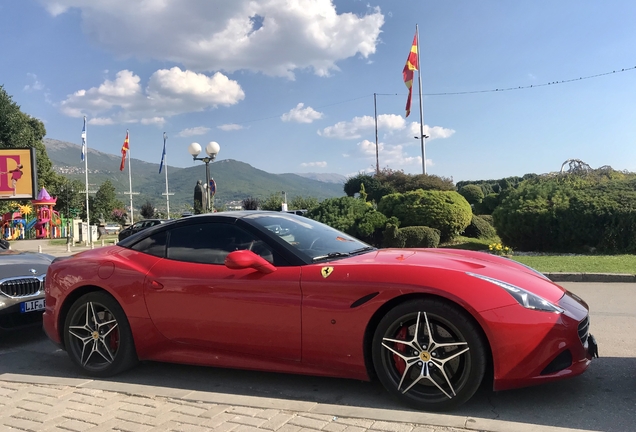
[483,290,596,391]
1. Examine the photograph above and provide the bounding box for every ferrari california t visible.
[43,211,597,410]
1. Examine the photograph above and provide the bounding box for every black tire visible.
[63,291,138,377]
[372,298,486,411]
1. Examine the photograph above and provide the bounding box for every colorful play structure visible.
[2,187,64,240]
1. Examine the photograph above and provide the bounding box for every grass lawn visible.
[510,255,636,274]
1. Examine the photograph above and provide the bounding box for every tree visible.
[260,193,284,211]
[305,196,387,245]
[48,177,84,219]
[140,201,155,219]
[92,180,124,224]
[376,168,455,192]
[290,195,319,211]
[242,196,260,210]
[0,85,57,188]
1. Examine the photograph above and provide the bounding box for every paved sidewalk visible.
[0,375,595,432]
[8,238,114,257]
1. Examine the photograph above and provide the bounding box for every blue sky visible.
[2,0,636,182]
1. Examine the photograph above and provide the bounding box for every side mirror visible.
[225,250,276,274]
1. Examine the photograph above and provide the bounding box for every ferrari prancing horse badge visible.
[321,267,334,278]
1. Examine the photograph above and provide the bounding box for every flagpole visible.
[374,93,379,175]
[127,130,134,224]
[416,24,427,175]
[163,132,170,217]
[83,116,92,245]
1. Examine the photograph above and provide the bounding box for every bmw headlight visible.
[467,272,564,313]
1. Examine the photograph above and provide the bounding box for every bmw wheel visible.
[63,292,138,377]
[372,299,487,411]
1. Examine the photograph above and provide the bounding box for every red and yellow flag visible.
[120,130,129,171]
[402,32,419,117]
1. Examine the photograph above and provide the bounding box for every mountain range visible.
[43,139,346,213]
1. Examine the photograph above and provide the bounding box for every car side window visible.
[130,230,167,258]
[166,222,275,265]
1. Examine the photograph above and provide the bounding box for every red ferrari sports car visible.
[43,211,597,410]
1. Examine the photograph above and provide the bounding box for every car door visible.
[143,220,302,361]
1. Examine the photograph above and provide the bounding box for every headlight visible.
[467,272,564,313]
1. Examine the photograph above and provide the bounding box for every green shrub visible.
[479,214,494,226]
[305,196,387,245]
[493,175,636,253]
[378,190,472,241]
[473,193,501,215]
[459,184,484,205]
[463,215,497,239]
[383,224,440,248]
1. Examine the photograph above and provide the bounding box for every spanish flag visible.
[120,130,129,171]
[402,32,419,117]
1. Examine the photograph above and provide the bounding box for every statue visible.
[194,180,207,214]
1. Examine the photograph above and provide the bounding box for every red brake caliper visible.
[392,326,408,375]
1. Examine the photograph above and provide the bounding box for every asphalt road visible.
[1,282,634,432]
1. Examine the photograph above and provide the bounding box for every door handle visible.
[148,280,164,290]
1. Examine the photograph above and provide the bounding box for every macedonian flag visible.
[402,32,419,117]
[120,130,129,171]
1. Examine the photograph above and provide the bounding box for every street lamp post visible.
[188,141,220,213]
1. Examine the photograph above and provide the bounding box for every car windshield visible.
[245,213,374,261]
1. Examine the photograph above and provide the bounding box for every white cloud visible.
[23,73,44,92]
[218,124,243,131]
[319,114,404,139]
[40,0,384,78]
[407,122,455,141]
[300,161,327,168]
[59,68,244,124]
[179,126,211,137]
[281,103,323,123]
[88,117,114,126]
[349,139,432,170]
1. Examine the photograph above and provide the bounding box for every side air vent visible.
[350,292,379,308]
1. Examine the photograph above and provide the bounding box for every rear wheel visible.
[372,299,486,411]
[63,292,138,377]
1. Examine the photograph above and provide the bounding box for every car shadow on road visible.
[1,328,634,432]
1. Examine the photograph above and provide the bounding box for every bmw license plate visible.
[20,299,45,313]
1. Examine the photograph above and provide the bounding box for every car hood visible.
[340,248,566,302]
[0,250,54,278]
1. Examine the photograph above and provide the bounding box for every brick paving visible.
[0,381,470,432]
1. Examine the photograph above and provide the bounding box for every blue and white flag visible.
[159,132,167,173]
[81,116,87,161]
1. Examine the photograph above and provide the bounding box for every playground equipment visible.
[2,211,26,240]
[31,188,61,239]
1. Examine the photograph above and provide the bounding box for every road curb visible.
[0,373,591,432]
[545,272,636,283]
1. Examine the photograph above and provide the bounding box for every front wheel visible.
[372,299,486,411]
[63,291,138,377]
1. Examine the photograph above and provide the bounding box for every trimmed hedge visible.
[459,184,484,205]
[378,190,472,241]
[463,215,497,239]
[493,176,636,253]
[383,224,441,248]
